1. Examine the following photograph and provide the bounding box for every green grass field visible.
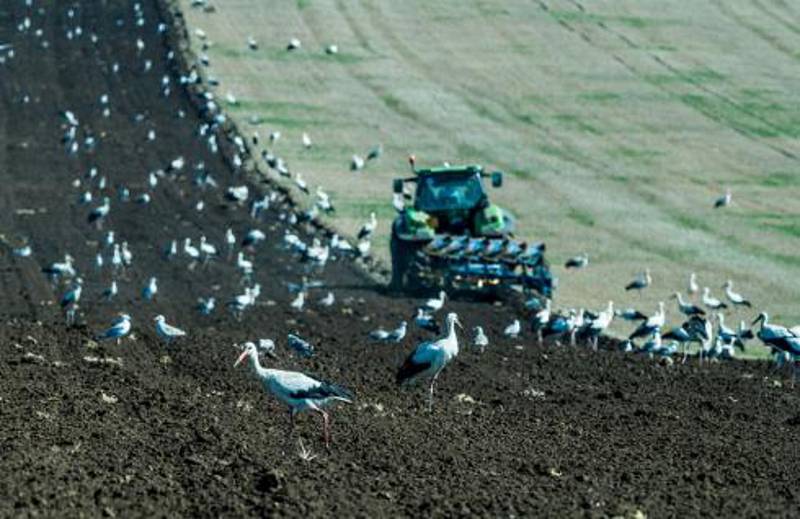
[177,0,800,346]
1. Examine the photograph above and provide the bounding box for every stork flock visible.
[3,1,398,448]
[4,1,799,452]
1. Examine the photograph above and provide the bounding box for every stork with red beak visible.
[234,342,354,448]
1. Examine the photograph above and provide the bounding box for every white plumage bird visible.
[584,301,614,350]
[702,287,727,310]
[714,189,732,208]
[318,291,335,307]
[723,280,751,308]
[199,236,217,261]
[625,268,651,293]
[531,299,552,344]
[357,212,377,240]
[290,291,306,311]
[423,290,446,313]
[396,312,462,411]
[154,315,186,343]
[225,228,236,256]
[142,277,158,301]
[88,197,111,227]
[629,302,666,341]
[242,229,266,248]
[673,292,705,317]
[472,326,489,353]
[102,280,118,301]
[688,272,699,295]
[183,238,200,260]
[197,296,215,315]
[351,154,365,171]
[234,342,353,447]
[504,319,521,339]
[96,314,132,344]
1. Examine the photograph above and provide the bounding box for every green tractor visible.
[389,159,556,298]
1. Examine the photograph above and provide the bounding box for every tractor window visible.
[416,174,485,212]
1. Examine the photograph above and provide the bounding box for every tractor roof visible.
[414,164,483,176]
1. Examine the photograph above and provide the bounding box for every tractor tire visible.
[389,226,424,292]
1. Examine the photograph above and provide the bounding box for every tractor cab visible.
[393,163,507,238]
[389,158,554,297]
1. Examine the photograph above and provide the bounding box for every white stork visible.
[397,313,462,411]
[234,342,353,447]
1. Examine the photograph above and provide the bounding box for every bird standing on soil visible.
[369,326,390,341]
[615,307,647,322]
[688,272,699,295]
[286,38,301,51]
[531,299,551,344]
[702,287,727,311]
[629,302,665,342]
[293,173,309,195]
[661,315,708,363]
[318,291,335,307]
[564,252,588,270]
[96,314,132,345]
[242,229,266,248]
[142,276,158,301]
[752,313,800,384]
[163,239,178,260]
[414,308,440,334]
[42,254,76,282]
[673,292,705,317]
[753,313,797,352]
[198,236,217,263]
[583,301,614,350]
[625,268,651,294]
[351,154,365,171]
[102,280,118,302]
[290,291,306,312]
[258,339,277,358]
[13,244,32,258]
[423,290,446,313]
[234,342,353,448]
[472,326,489,353]
[504,319,521,339]
[366,144,383,162]
[225,227,236,255]
[287,333,315,358]
[714,189,732,208]
[183,238,200,262]
[357,212,377,241]
[60,277,82,325]
[723,280,751,308]
[372,321,407,344]
[88,197,110,228]
[154,315,186,344]
[543,309,583,346]
[197,296,215,315]
[397,312,462,411]
[716,313,741,346]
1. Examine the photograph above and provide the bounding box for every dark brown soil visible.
[1,1,799,517]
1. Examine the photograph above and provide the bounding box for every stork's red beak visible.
[234,349,249,367]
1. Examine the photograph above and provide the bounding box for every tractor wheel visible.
[390,228,424,292]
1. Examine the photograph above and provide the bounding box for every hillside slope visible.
[178,0,800,328]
